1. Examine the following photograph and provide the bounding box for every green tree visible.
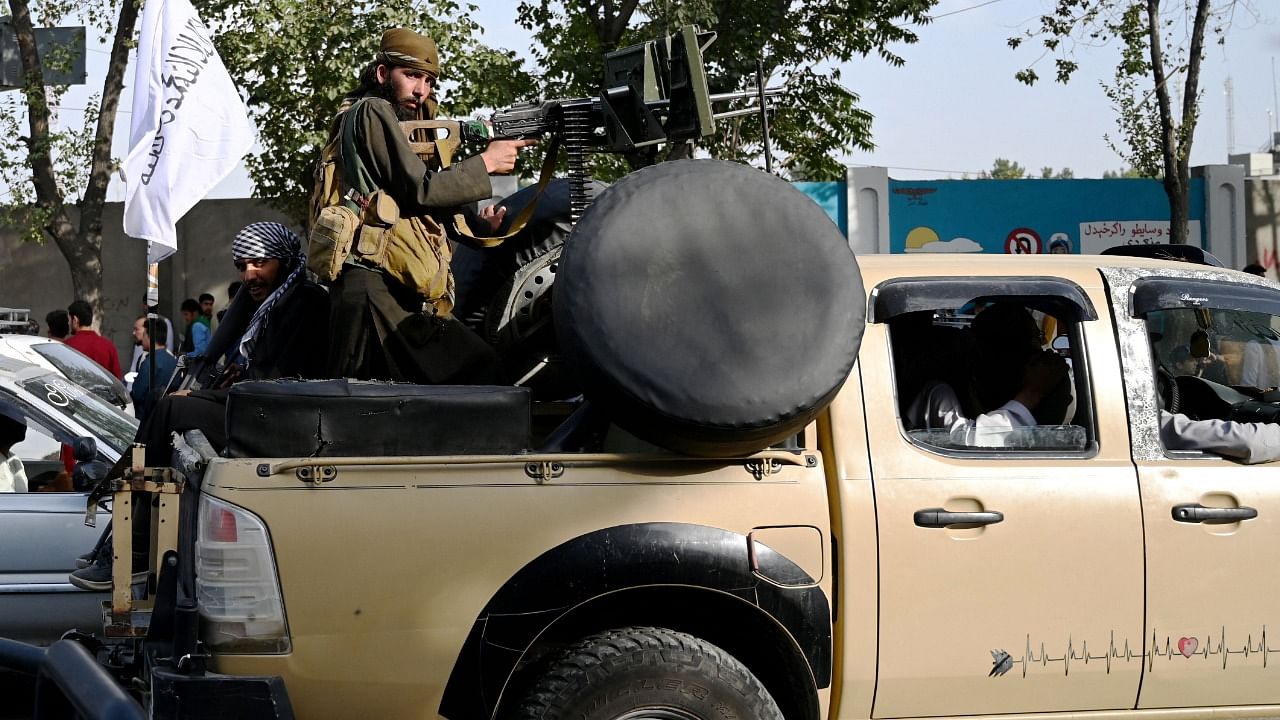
[983,158,1026,179]
[1009,0,1246,244]
[194,0,533,222]
[1103,167,1147,178]
[513,0,938,181]
[1,0,137,318]
[1040,166,1074,178]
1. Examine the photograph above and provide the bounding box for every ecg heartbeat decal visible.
[989,627,1280,678]
[989,632,1143,678]
[1148,627,1280,670]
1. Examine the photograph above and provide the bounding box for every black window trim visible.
[881,284,1100,460]
[870,276,1098,324]
[1130,277,1280,319]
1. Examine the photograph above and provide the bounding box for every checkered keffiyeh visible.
[232,222,306,369]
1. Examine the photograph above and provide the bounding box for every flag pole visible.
[146,242,157,414]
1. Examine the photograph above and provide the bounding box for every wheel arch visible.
[497,585,821,720]
[438,522,830,720]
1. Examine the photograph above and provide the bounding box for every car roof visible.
[854,253,1263,291]
[0,333,56,348]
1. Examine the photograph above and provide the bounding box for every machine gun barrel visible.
[707,86,786,104]
[713,105,777,121]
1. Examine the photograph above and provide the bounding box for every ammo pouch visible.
[308,204,359,281]
[353,190,399,267]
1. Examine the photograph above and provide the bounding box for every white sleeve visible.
[0,455,24,493]
[909,382,1036,448]
[1160,411,1280,464]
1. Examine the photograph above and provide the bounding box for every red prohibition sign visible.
[1004,227,1041,254]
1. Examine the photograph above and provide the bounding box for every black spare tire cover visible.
[554,160,865,457]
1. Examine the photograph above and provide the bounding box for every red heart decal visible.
[1178,636,1198,658]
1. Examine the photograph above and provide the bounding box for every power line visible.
[927,0,1008,22]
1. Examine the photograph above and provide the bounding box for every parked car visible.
[0,333,132,413]
[0,356,138,644]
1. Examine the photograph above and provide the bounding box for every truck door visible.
[863,277,1144,717]
[1109,270,1280,708]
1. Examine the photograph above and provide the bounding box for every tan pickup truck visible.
[9,155,1280,720]
[97,239,1271,720]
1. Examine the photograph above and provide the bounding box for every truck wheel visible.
[515,626,782,720]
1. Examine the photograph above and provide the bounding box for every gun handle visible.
[400,120,464,167]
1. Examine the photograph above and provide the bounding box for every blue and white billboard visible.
[885,177,1205,255]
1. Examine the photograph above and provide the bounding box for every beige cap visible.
[377,28,439,77]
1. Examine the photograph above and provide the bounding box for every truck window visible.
[887,297,1094,454]
[1147,307,1280,392]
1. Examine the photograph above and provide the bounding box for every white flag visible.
[123,0,255,263]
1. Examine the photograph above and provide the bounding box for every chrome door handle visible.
[1172,503,1257,523]
[913,508,1004,528]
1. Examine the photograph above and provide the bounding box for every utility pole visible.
[1225,76,1235,155]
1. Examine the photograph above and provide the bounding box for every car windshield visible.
[1146,307,1280,390]
[15,373,137,454]
[31,341,130,407]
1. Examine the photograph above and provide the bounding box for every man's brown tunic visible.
[327,95,500,383]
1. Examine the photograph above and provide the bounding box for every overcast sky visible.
[44,0,1280,199]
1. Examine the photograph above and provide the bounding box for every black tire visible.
[555,159,864,457]
[515,627,783,720]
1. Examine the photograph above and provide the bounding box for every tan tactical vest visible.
[308,98,455,314]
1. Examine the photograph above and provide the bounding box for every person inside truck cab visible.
[904,302,1070,447]
[0,400,29,493]
[1158,398,1280,464]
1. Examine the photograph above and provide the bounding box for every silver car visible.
[0,357,138,644]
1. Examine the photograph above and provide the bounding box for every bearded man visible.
[70,222,328,591]
[320,28,533,384]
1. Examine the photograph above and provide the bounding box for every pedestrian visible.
[179,298,210,357]
[318,27,532,383]
[216,281,241,324]
[198,292,215,328]
[64,300,122,379]
[128,308,175,383]
[44,309,68,340]
[129,315,177,423]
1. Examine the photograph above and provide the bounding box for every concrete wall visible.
[797,165,1249,263]
[1245,178,1280,280]
[0,199,296,364]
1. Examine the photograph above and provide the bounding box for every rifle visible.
[401,25,786,223]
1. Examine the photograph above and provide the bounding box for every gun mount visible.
[406,25,784,221]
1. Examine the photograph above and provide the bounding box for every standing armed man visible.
[320,28,532,384]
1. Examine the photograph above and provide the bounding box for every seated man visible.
[0,400,28,493]
[139,221,330,464]
[905,302,1069,447]
[70,222,329,590]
